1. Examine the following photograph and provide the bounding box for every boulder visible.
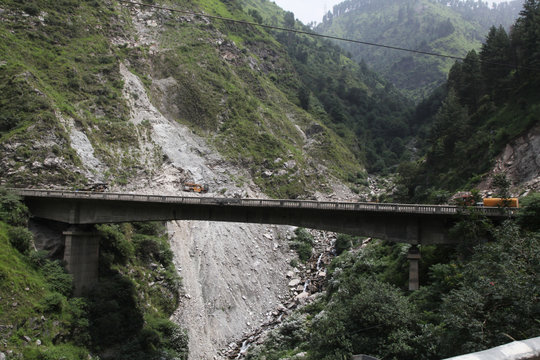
[288,279,301,287]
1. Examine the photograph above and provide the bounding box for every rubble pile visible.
[222,231,336,359]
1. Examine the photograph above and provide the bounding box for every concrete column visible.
[407,245,421,291]
[63,226,100,296]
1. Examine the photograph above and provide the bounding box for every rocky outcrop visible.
[479,124,540,195]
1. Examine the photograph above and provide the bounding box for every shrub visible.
[517,192,540,231]
[96,224,134,265]
[8,226,33,254]
[40,292,65,313]
[290,241,312,262]
[133,233,174,267]
[133,234,160,263]
[293,228,313,245]
[42,260,73,296]
[335,234,353,255]
[0,188,29,226]
[147,317,189,359]
[66,298,90,345]
[290,228,314,262]
[29,250,50,267]
[133,221,166,236]
[23,3,40,16]
[88,276,144,347]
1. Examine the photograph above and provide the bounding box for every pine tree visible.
[480,26,512,102]
[512,0,540,78]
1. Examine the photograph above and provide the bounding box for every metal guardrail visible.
[12,189,517,217]
[444,336,540,359]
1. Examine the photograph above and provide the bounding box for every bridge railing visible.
[12,189,516,217]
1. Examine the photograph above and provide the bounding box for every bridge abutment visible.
[63,226,100,296]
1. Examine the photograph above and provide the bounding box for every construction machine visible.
[183,182,209,193]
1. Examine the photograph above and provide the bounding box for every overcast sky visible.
[272,0,515,25]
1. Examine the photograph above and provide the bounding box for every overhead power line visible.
[118,0,465,61]
[117,0,536,71]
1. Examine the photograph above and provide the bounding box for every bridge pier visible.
[63,226,100,296]
[407,245,421,291]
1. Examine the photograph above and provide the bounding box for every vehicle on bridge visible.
[451,192,519,208]
[483,197,519,208]
[183,182,209,193]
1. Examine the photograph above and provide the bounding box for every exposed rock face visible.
[169,221,292,360]
[117,60,295,359]
[479,124,540,194]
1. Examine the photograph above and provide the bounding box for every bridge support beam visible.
[63,226,100,296]
[407,245,421,291]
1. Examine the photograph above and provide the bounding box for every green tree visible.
[0,188,29,226]
[438,222,540,357]
[492,172,511,199]
[426,89,469,181]
[517,192,540,231]
[310,276,418,360]
[512,0,540,74]
[481,26,512,103]
[7,226,34,255]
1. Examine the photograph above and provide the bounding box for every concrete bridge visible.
[14,189,515,294]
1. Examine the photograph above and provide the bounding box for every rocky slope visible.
[479,123,540,196]
[117,45,299,359]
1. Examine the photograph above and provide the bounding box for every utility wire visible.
[117,0,537,71]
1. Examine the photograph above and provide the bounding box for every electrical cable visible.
[117,0,539,72]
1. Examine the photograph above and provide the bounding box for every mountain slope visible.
[316,0,523,100]
[0,0,405,358]
[240,0,414,174]
[0,0,363,198]
[397,2,540,201]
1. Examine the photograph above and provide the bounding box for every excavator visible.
[182,182,209,193]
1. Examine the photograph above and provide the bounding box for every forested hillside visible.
[1,0,539,359]
[317,0,523,100]
[241,0,414,174]
[246,210,540,359]
[398,0,540,202]
[0,188,188,359]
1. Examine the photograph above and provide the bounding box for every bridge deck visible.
[13,189,516,218]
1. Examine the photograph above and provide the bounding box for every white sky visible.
[272,0,515,25]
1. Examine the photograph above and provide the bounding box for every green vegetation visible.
[0,0,159,187]
[399,1,540,200]
[247,200,540,359]
[0,189,187,359]
[289,228,314,262]
[241,0,415,175]
[316,0,522,101]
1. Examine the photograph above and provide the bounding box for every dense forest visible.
[272,18,414,175]
[317,0,523,100]
[327,0,522,29]
[399,0,540,201]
